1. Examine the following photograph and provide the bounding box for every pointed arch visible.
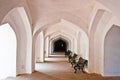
[51,36,70,53]
[0,23,17,79]
[104,25,120,76]
[1,7,32,74]
[91,9,120,76]
[88,9,106,72]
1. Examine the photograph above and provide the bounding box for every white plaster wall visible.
[88,9,110,73]
[89,1,110,32]
[80,37,84,57]
[1,7,32,74]
[0,23,16,79]
[79,33,89,60]
[94,30,103,74]
[102,17,120,76]
[88,9,104,72]
[49,41,52,54]
[4,9,27,74]
[45,37,49,57]
[45,21,78,39]
[97,0,120,20]
[35,31,44,62]
[92,10,120,76]
[17,7,32,74]
[104,26,120,76]
[93,11,112,74]
[35,33,41,62]
[93,16,120,76]
[77,32,81,57]
[90,5,120,76]
[74,27,89,60]
[0,0,24,23]
[0,0,33,26]
[88,5,111,73]
[40,32,44,62]
[73,38,77,53]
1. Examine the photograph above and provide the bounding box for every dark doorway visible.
[53,39,67,52]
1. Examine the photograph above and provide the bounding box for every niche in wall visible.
[104,25,120,76]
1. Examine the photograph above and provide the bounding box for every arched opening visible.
[53,39,67,52]
[104,25,120,76]
[1,7,32,74]
[88,9,113,74]
[48,32,72,55]
[0,23,17,79]
[33,18,87,71]
[50,36,69,55]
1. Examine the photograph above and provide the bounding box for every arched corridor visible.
[1,0,120,79]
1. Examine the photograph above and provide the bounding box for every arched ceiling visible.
[51,35,70,45]
[44,19,80,38]
[96,0,120,20]
[27,0,96,29]
[1,0,120,35]
[50,35,71,49]
[49,31,73,43]
[0,0,24,23]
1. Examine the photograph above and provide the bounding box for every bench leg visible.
[74,66,77,73]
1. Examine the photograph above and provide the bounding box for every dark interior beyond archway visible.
[53,39,67,52]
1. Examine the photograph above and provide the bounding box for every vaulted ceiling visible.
[27,0,95,27]
[26,0,98,35]
[0,0,120,35]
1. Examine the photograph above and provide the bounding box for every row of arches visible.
[0,5,120,79]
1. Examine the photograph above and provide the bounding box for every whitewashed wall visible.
[1,7,32,75]
[0,23,17,79]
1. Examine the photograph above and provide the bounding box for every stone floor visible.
[4,55,120,80]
